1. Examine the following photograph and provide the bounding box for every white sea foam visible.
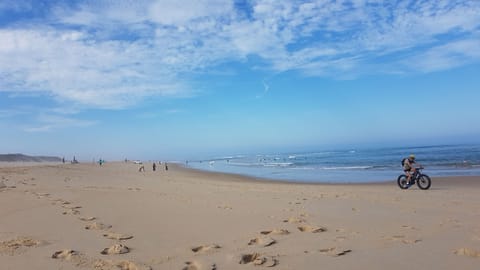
[288,167,315,170]
[320,166,373,170]
[263,162,293,167]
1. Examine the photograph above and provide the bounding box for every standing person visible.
[153,162,156,171]
[402,154,417,184]
[165,162,168,171]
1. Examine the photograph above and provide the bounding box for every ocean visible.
[186,144,480,183]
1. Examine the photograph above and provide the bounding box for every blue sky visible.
[1,0,480,161]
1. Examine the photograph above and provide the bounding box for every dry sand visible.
[1,162,479,270]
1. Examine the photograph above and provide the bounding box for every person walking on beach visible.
[402,154,416,183]
[165,162,168,171]
[153,162,156,171]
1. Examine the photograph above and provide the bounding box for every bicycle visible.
[397,166,431,190]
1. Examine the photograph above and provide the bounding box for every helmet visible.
[409,154,415,159]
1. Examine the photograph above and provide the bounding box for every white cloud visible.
[0,108,27,118]
[0,0,33,13]
[0,28,190,108]
[23,113,97,133]
[405,37,480,72]
[149,0,233,25]
[1,0,480,109]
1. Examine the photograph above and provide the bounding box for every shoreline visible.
[176,162,480,188]
[2,161,480,186]
[183,161,480,184]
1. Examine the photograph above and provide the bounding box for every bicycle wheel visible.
[417,174,431,190]
[397,174,409,189]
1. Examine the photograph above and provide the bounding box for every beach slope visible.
[1,162,479,269]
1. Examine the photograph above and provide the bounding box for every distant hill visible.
[0,154,62,162]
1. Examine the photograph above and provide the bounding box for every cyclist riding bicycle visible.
[402,154,416,183]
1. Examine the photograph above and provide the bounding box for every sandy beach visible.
[1,162,479,270]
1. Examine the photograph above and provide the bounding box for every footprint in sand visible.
[103,233,134,240]
[191,244,221,253]
[49,198,64,204]
[401,239,422,244]
[401,225,417,230]
[239,253,278,267]
[93,259,152,270]
[0,181,15,190]
[182,261,201,270]
[260,229,290,236]
[85,222,112,230]
[117,260,152,270]
[183,261,217,270]
[79,216,96,221]
[454,248,480,258]
[62,209,81,215]
[51,250,92,268]
[101,244,130,255]
[319,247,352,257]
[384,235,422,244]
[282,217,306,224]
[297,225,327,233]
[62,205,82,210]
[52,249,80,259]
[35,192,50,198]
[0,237,44,255]
[248,236,276,247]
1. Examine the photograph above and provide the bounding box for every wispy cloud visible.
[404,37,480,72]
[1,0,479,108]
[256,78,271,99]
[23,114,97,133]
[0,108,27,118]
